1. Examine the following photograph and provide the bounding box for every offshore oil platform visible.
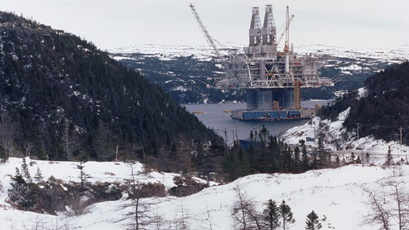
[190,4,332,121]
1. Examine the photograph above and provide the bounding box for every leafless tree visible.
[24,142,33,158]
[231,184,262,230]
[128,162,145,230]
[205,202,214,230]
[174,200,190,229]
[151,208,165,230]
[0,112,17,159]
[362,178,409,230]
[172,133,194,174]
[385,179,409,230]
[119,161,161,230]
[31,216,71,230]
[362,185,391,230]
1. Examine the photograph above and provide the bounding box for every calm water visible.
[184,101,328,144]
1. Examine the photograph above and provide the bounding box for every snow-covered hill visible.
[110,44,239,61]
[280,107,409,165]
[1,156,409,229]
[110,43,409,64]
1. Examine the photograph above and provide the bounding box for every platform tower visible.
[228,5,332,120]
[190,3,333,121]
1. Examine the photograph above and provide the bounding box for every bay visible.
[184,101,328,144]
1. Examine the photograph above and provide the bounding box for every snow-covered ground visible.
[2,93,409,229]
[280,106,409,165]
[1,157,408,229]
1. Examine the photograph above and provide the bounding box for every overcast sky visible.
[1,0,408,50]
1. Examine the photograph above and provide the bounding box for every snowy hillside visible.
[110,43,409,63]
[298,44,409,64]
[1,157,409,229]
[110,44,240,61]
[280,107,409,165]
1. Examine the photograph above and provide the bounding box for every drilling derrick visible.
[190,4,333,121]
[249,7,262,47]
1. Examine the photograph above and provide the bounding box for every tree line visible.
[222,126,334,181]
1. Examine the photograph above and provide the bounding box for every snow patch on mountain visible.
[357,87,368,99]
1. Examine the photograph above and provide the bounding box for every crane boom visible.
[277,15,294,46]
[189,3,235,79]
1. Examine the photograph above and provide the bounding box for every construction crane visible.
[189,3,236,81]
[276,15,294,46]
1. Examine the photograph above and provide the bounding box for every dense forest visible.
[222,126,335,180]
[0,11,225,172]
[319,61,409,143]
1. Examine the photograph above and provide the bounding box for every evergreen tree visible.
[8,167,36,209]
[279,200,295,230]
[21,158,32,183]
[282,146,293,173]
[9,168,25,195]
[317,132,328,167]
[78,161,87,193]
[239,149,252,177]
[258,125,270,144]
[62,118,74,160]
[350,152,355,164]
[92,122,115,161]
[263,199,280,230]
[365,152,370,164]
[311,154,318,170]
[293,146,301,173]
[386,146,393,166]
[34,167,44,183]
[335,156,340,167]
[305,210,322,230]
[223,143,241,180]
[302,143,310,171]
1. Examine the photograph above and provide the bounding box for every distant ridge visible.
[110,43,409,62]
[111,44,409,104]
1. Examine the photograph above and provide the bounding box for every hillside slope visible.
[1,157,407,230]
[0,12,224,166]
[319,61,409,143]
